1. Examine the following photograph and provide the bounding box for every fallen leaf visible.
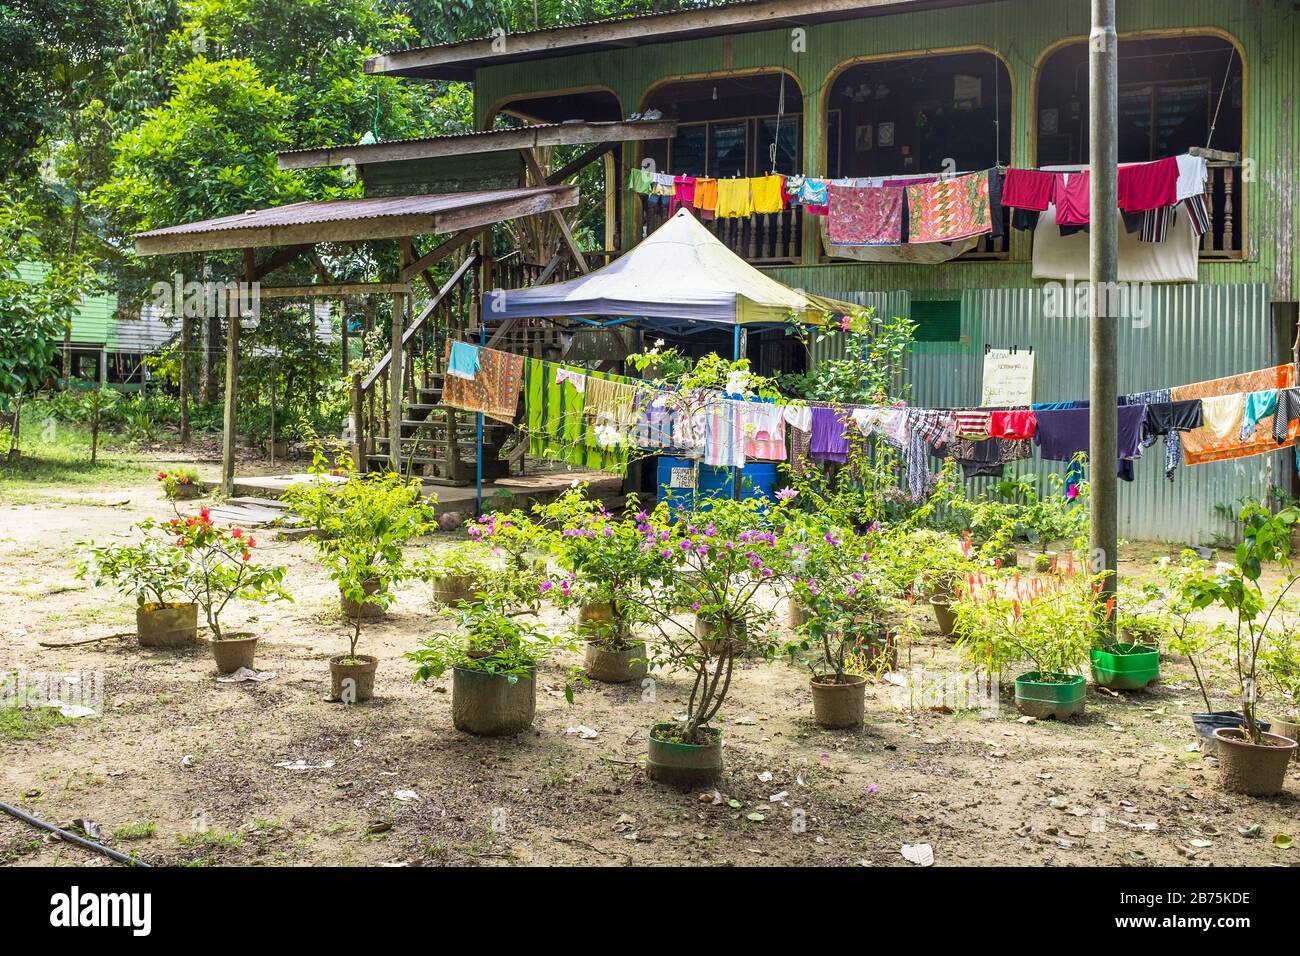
[1272,834,1293,850]
[900,843,934,866]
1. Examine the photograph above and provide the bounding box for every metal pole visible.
[1089,0,1119,635]
[732,323,743,501]
[476,325,485,514]
[389,292,404,472]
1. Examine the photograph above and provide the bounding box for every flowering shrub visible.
[952,567,1108,682]
[407,598,574,686]
[466,509,548,611]
[156,467,201,499]
[532,486,666,648]
[782,517,903,683]
[74,520,195,608]
[627,496,786,744]
[168,508,288,640]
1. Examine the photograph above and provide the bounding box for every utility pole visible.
[1089,0,1119,635]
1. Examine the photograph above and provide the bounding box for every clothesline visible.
[439,341,1299,494]
[630,152,1209,251]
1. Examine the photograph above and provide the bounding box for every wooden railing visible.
[642,201,802,264]
[1199,161,1243,260]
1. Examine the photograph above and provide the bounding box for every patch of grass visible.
[0,705,71,739]
[179,829,241,850]
[113,821,157,841]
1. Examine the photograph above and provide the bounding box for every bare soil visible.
[2,475,1299,868]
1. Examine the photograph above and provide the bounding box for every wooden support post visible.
[340,299,350,377]
[222,250,253,495]
[179,313,191,446]
[389,291,404,472]
[351,372,365,474]
[522,148,590,275]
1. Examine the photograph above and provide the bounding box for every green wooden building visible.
[297,0,1300,540]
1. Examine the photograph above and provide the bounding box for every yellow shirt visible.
[715,178,754,219]
[750,174,786,214]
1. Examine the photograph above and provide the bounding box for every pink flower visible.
[776,487,798,501]
[1066,483,1079,500]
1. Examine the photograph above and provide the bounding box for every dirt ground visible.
[2,470,1299,868]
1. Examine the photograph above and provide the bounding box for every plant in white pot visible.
[1181,503,1300,795]
[287,466,435,702]
[74,520,199,648]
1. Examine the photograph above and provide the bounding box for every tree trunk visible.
[203,315,220,402]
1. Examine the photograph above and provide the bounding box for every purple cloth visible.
[810,406,850,463]
[1033,405,1147,461]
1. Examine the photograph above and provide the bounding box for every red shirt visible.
[988,410,1038,440]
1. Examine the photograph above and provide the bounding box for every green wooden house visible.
[291,0,1300,540]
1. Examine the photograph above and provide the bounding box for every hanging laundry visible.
[584,377,639,448]
[740,402,786,460]
[810,406,850,464]
[441,342,525,424]
[751,175,786,214]
[446,341,481,380]
[693,178,719,216]
[715,179,754,219]
[1240,389,1279,440]
[906,408,955,448]
[703,399,746,468]
[524,359,627,473]
[651,172,675,196]
[1139,205,1178,243]
[1033,405,1148,463]
[953,409,992,440]
[631,388,678,450]
[1199,393,1246,439]
[1172,364,1297,465]
[671,176,697,214]
[1118,156,1179,212]
[555,367,586,393]
[1273,388,1300,443]
[1124,388,1192,481]
[1183,194,1210,237]
[1001,168,1055,211]
[988,409,1037,440]
[905,170,992,243]
[1053,171,1090,227]
[627,168,654,194]
[1175,154,1209,202]
[827,185,904,246]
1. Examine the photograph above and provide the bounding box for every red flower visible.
[200,508,210,521]
[231,528,243,539]
[179,476,190,484]
[241,551,250,561]
[245,537,256,548]
[157,472,166,480]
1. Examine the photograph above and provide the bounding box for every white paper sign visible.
[669,467,696,489]
[981,349,1035,407]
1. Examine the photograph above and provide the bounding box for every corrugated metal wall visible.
[810,282,1287,544]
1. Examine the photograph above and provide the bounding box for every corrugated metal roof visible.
[368,0,990,80]
[135,188,568,239]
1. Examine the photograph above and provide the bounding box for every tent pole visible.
[476,324,485,515]
[732,323,742,501]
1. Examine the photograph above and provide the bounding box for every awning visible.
[483,208,859,329]
[133,185,577,255]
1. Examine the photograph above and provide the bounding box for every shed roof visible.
[277,119,676,170]
[134,185,578,255]
[367,0,988,80]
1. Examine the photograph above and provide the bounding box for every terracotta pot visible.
[810,673,867,728]
[340,579,385,620]
[170,483,203,501]
[646,722,722,789]
[136,602,198,648]
[1212,728,1297,796]
[583,640,647,683]
[431,573,477,606]
[1270,716,1300,761]
[329,654,378,702]
[211,635,258,673]
[451,665,536,736]
[929,597,957,638]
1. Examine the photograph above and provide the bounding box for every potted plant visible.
[287,467,435,701]
[156,466,203,501]
[1182,504,1300,795]
[169,508,289,672]
[533,487,656,683]
[906,531,977,638]
[627,497,783,788]
[784,521,900,728]
[1260,630,1300,757]
[418,544,495,608]
[1013,473,1089,573]
[74,521,198,647]
[407,595,576,736]
[954,569,1102,720]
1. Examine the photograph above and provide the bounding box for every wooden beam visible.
[257,282,411,299]
[252,243,314,280]
[522,149,589,275]
[399,229,475,282]
[546,142,615,185]
[276,120,677,170]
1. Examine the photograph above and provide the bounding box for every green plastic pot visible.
[646,722,722,789]
[1090,643,1159,690]
[1014,671,1086,720]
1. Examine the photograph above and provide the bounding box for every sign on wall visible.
[981,348,1035,407]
